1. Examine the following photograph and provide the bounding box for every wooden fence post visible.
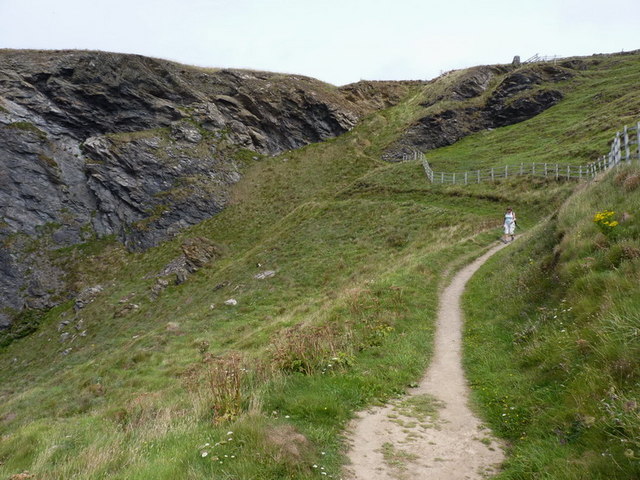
[544,163,548,177]
[505,165,508,178]
[624,125,630,162]
[477,170,481,183]
[555,164,559,179]
[464,172,468,185]
[520,163,524,176]
[491,168,494,181]
[637,122,640,162]
[567,165,570,179]
[441,172,444,183]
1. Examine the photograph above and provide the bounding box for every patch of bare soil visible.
[344,243,507,480]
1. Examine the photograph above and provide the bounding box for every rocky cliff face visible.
[0,50,583,330]
[384,62,582,159]
[1,50,409,327]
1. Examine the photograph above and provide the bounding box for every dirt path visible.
[344,243,508,480]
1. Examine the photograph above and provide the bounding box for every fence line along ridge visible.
[420,121,640,185]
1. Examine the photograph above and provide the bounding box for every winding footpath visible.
[345,243,508,480]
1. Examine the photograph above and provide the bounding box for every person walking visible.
[502,207,516,243]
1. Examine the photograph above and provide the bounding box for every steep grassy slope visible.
[0,52,638,479]
[464,164,640,479]
[426,53,640,171]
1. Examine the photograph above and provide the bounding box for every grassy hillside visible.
[464,163,640,479]
[1,51,639,479]
[426,54,640,171]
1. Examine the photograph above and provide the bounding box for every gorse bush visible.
[593,209,619,236]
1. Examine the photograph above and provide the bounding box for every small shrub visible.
[614,169,640,192]
[185,351,266,424]
[386,229,408,248]
[0,309,44,348]
[621,243,640,260]
[360,318,395,347]
[623,174,640,192]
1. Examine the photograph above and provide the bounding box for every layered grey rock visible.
[0,49,373,326]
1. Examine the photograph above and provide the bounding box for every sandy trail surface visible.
[345,243,507,480]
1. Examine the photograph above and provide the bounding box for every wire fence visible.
[420,121,640,185]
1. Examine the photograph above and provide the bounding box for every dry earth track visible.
[345,243,508,480]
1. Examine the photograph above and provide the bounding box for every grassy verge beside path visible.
[463,165,640,479]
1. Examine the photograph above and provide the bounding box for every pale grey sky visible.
[0,0,637,85]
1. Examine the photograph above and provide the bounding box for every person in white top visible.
[503,207,516,243]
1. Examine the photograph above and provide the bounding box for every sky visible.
[0,0,638,86]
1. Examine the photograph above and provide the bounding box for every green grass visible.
[1,51,639,479]
[426,55,640,172]
[463,164,640,479]
[4,121,47,139]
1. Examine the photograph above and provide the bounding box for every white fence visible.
[523,53,563,64]
[421,121,640,185]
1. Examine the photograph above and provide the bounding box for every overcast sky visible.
[0,0,637,85]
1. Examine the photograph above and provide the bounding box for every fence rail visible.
[421,121,640,185]
[523,53,563,64]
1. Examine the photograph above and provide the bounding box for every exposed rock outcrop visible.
[384,64,576,159]
[1,49,413,327]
